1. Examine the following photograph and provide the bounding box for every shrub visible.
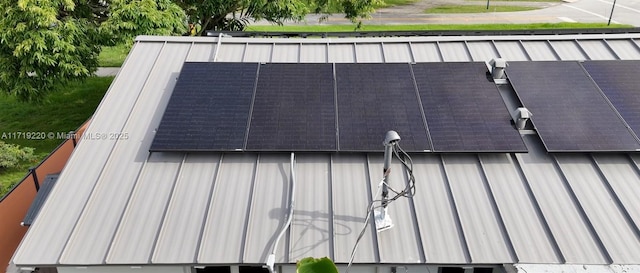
[0,141,36,169]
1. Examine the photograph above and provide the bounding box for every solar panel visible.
[582,60,640,138]
[413,62,527,152]
[150,62,258,151]
[335,63,431,152]
[507,61,640,152]
[246,63,337,151]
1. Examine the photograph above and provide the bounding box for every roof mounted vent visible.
[489,58,508,81]
[513,107,532,130]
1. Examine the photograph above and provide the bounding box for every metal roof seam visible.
[239,154,261,263]
[191,154,224,264]
[589,155,640,243]
[508,153,566,263]
[401,161,427,263]
[327,154,336,262]
[550,154,613,264]
[476,155,519,263]
[437,154,472,263]
[146,154,187,264]
[101,153,153,264]
[364,154,381,263]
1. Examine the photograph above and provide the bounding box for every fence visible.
[0,120,90,272]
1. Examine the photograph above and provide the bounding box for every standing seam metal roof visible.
[12,33,640,266]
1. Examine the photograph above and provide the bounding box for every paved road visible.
[274,0,640,26]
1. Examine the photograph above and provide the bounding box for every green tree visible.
[175,0,382,34]
[0,0,186,101]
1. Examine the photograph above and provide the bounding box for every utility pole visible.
[608,0,617,25]
[486,0,490,9]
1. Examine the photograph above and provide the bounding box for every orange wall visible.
[0,121,89,271]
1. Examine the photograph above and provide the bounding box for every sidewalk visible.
[95,67,120,77]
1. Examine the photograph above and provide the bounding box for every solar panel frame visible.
[335,63,432,152]
[413,62,527,153]
[246,63,337,151]
[507,61,640,152]
[150,62,258,152]
[581,60,640,141]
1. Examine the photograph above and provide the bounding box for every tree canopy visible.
[0,0,379,101]
[0,0,185,101]
[176,0,382,34]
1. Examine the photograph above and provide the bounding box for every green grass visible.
[246,22,632,32]
[0,77,113,196]
[377,0,418,8]
[311,0,417,14]
[425,5,538,13]
[467,0,560,2]
[98,44,131,67]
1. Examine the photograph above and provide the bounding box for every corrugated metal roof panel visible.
[555,154,640,264]
[13,33,640,267]
[288,154,332,262]
[515,136,608,264]
[480,154,561,263]
[328,44,356,63]
[299,44,327,63]
[595,155,640,229]
[12,42,164,266]
[331,154,378,263]
[411,155,468,264]
[185,43,216,61]
[367,154,423,263]
[243,154,291,263]
[411,42,442,62]
[520,41,558,61]
[355,43,384,63]
[466,41,500,62]
[272,44,300,63]
[244,43,273,62]
[381,43,413,63]
[198,153,257,263]
[606,39,640,59]
[214,43,246,62]
[493,41,529,61]
[61,42,190,265]
[152,154,220,264]
[549,40,588,60]
[578,40,618,60]
[438,42,471,62]
[442,155,514,263]
[106,153,183,264]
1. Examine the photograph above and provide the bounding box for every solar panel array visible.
[414,62,527,152]
[151,62,525,153]
[507,61,640,152]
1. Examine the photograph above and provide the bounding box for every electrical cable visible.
[345,145,416,273]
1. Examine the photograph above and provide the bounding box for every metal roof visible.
[12,33,640,267]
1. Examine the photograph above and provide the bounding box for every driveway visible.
[285,0,640,26]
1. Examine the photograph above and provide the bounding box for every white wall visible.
[58,266,191,273]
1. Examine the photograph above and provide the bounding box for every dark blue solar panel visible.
[582,60,640,139]
[335,63,431,152]
[246,63,336,151]
[150,62,258,151]
[507,61,640,152]
[413,62,526,152]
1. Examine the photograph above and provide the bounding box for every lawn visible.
[246,22,631,32]
[425,5,538,13]
[311,0,417,14]
[0,77,113,196]
[99,43,132,67]
[467,0,561,2]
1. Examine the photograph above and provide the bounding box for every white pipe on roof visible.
[265,152,296,273]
